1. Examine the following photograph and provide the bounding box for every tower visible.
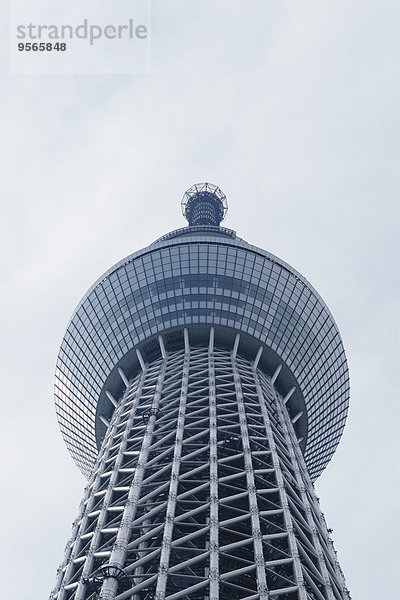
[51,184,351,600]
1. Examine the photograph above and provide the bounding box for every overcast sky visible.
[0,1,399,599]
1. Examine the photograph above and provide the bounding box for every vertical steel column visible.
[154,330,190,600]
[208,328,219,600]
[273,390,336,600]
[274,389,350,600]
[231,353,269,600]
[52,484,92,598]
[99,357,168,600]
[252,366,308,600]
[55,373,140,600]
[73,370,148,600]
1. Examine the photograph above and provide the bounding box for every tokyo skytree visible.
[51,183,351,600]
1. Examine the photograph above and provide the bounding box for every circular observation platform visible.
[55,223,349,481]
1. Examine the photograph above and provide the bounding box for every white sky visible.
[0,1,399,598]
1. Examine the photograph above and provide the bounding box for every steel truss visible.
[51,329,350,600]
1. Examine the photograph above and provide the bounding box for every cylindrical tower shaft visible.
[51,334,349,600]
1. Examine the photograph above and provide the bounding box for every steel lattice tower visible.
[51,184,351,600]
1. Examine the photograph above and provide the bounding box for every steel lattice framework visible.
[51,331,349,600]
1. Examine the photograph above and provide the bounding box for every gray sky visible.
[1,1,399,598]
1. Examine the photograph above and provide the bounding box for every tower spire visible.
[181,182,228,226]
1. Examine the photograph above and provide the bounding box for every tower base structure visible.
[51,329,350,600]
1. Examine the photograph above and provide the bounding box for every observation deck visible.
[55,184,349,480]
